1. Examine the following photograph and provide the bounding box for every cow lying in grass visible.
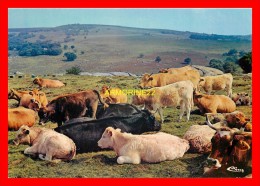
[98,127,189,164]
[13,125,76,162]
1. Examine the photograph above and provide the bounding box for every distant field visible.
[8,25,251,75]
[8,74,252,178]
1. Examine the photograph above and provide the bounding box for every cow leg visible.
[185,101,191,121]
[117,154,141,164]
[24,147,37,157]
[157,107,164,124]
[178,101,185,122]
[91,101,98,119]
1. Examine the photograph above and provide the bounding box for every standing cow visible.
[98,127,189,164]
[139,70,199,89]
[38,90,109,126]
[198,73,233,97]
[133,80,194,123]
[13,125,76,162]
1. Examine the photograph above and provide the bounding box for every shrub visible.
[155,56,161,63]
[238,52,252,73]
[64,52,77,61]
[66,66,82,75]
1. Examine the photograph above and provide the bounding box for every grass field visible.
[8,74,252,178]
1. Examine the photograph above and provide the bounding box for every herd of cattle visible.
[8,65,252,177]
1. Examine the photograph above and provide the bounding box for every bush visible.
[238,52,252,73]
[64,52,77,61]
[155,56,161,63]
[66,66,82,75]
[184,57,191,64]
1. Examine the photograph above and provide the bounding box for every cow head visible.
[198,77,205,89]
[29,89,45,107]
[32,77,41,85]
[139,73,153,88]
[141,109,161,131]
[38,106,55,124]
[225,111,250,129]
[232,92,251,106]
[206,115,252,168]
[13,125,31,146]
[8,89,17,100]
[98,127,120,149]
[158,68,169,73]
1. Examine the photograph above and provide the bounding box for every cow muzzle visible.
[207,157,222,168]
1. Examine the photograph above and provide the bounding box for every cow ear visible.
[29,91,33,95]
[108,130,113,137]
[245,118,250,121]
[245,93,248,96]
[148,77,153,81]
[39,93,44,96]
[199,78,204,82]
[23,129,30,135]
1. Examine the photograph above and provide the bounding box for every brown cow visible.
[100,85,128,104]
[8,107,37,130]
[38,90,109,126]
[139,70,200,89]
[183,111,251,154]
[13,125,76,162]
[193,90,236,114]
[33,77,65,88]
[203,116,252,177]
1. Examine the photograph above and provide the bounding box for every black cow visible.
[89,103,142,119]
[54,110,161,152]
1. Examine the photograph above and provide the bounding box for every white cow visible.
[13,125,76,162]
[199,73,233,97]
[132,80,194,123]
[98,127,189,164]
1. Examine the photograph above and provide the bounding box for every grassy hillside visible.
[8,74,252,178]
[8,24,251,75]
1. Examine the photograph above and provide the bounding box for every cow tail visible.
[93,90,109,109]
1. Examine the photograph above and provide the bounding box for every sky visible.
[8,8,252,35]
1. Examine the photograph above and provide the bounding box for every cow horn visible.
[206,115,218,131]
[149,73,153,77]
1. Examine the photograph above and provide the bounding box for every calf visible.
[98,127,189,164]
[193,91,236,114]
[8,107,37,131]
[38,90,108,126]
[100,85,128,104]
[13,125,76,162]
[33,77,65,88]
[198,73,233,97]
[133,80,194,123]
[54,110,161,152]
